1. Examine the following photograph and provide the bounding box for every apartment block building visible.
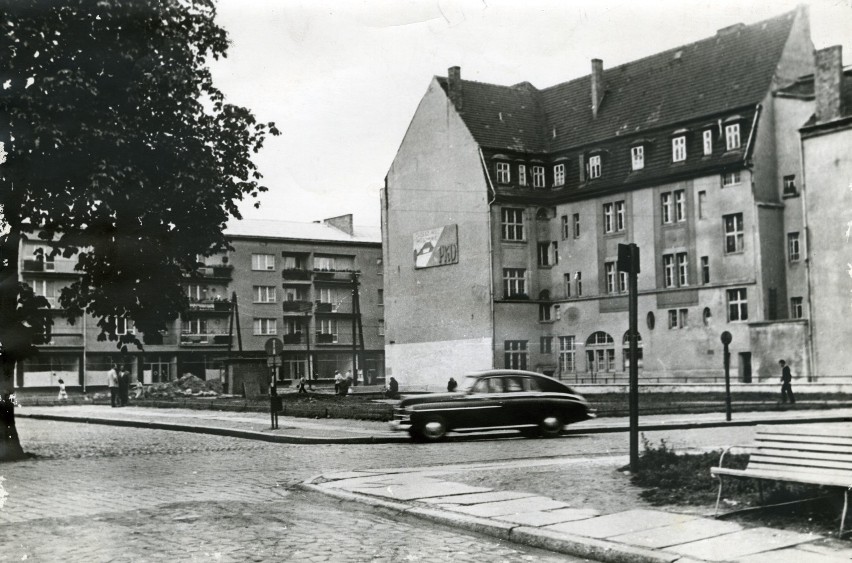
[16,214,384,390]
[382,8,843,388]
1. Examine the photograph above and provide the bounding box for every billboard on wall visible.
[413,224,459,269]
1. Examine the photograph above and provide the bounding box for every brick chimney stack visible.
[814,45,844,124]
[447,66,463,111]
[591,59,605,118]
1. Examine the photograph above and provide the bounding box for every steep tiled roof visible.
[443,9,799,153]
[225,219,381,244]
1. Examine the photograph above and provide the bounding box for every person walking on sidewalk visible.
[57,378,68,401]
[334,370,343,395]
[297,375,308,393]
[118,367,130,406]
[779,359,795,404]
[108,364,119,407]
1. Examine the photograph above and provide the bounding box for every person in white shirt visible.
[107,365,119,407]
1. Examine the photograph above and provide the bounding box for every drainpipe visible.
[743,103,762,165]
[798,134,817,381]
[479,148,497,363]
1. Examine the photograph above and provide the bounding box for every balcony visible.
[314,302,333,313]
[312,269,358,283]
[282,333,303,344]
[193,265,233,279]
[282,269,311,281]
[180,332,230,346]
[40,334,84,347]
[282,300,311,313]
[187,298,231,313]
[22,258,78,274]
[315,333,336,344]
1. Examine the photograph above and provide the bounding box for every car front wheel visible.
[416,415,448,441]
[538,413,564,438]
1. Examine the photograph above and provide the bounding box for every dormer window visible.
[532,166,545,188]
[496,162,511,184]
[553,163,565,186]
[518,164,527,187]
[631,146,644,171]
[702,130,713,155]
[725,123,741,150]
[672,136,687,162]
[588,155,602,179]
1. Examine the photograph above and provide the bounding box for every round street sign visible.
[265,337,283,356]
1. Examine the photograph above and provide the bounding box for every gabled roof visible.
[225,219,381,244]
[440,9,801,153]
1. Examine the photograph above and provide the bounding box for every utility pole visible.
[618,243,641,472]
[351,272,358,385]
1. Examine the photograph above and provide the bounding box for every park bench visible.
[711,423,852,535]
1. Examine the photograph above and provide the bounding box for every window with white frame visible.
[281,254,305,270]
[575,272,582,296]
[722,171,741,186]
[317,319,338,341]
[251,253,275,271]
[32,279,58,307]
[283,318,304,335]
[253,286,276,303]
[615,201,626,231]
[702,129,713,155]
[672,136,687,162]
[677,252,689,286]
[588,155,602,179]
[378,319,385,336]
[663,254,676,288]
[698,191,707,219]
[790,297,803,319]
[668,309,678,329]
[725,123,741,150]
[501,208,525,240]
[115,317,134,335]
[552,241,559,265]
[727,288,748,321]
[504,340,528,370]
[701,256,710,284]
[783,175,797,196]
[619,271,628,293]
[787,232,800,262]
[724,213,744,253]
[561,215,569,239]
[503,268,526,298]
[377,289,384,306]
[539,304,552,322]
[540,336,553,354]
[253,318,277,335]
[553,163,565,186]
[631,145,644,171]
[283,286,306,302]
[667,308,688,329]
[518,164,527,186]
[661,192,673,224]
[496,162,511,184]
[185,318,207,335]
[558,336,576,372]
[603,203,614,233]
[537,242,551,267]
[573,213,580,238]
[563,273,572,298]
[605,262,617,294]
[674,190,686,222]
[532,166,545,188]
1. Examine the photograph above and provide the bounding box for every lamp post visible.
[721,331,732,421]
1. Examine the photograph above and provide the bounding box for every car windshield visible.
[459,376,479,392]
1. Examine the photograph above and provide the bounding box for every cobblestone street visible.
[0,419,582,562]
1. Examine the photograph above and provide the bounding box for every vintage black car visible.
[389,369,594,441]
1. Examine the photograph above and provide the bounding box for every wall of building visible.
[383,78,494,386]
[748,320,810,381]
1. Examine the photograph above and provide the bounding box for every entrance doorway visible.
[739,352,752,383]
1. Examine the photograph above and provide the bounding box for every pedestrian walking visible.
[334,370,343,395]
[118,367,130,406]
[340,374,352,396]
[779,359,795,404]
[108,364,119,407]
[358,368,367,386]
[447,377,457,392]
[385,376,399,399]
[134,376,145,400]
[297,375,308,393]
[57,378,68,401]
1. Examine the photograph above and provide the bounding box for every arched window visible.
[538,290,551,301]
[586,331,615,373]
[536,208,550,221]
[622,331,644,371]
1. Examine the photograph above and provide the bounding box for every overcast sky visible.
[211,0,852,228]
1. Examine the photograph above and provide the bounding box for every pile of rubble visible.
[145,374,223,398]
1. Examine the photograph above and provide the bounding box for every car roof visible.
[463,369,554,379]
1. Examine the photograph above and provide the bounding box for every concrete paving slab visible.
[330,474,436,490]
[494,508,600,527]
[737,547,846,563]
[664,527,816,561]
[608,517,743,549]
[420,491,534,505]
[543,509,698,539]
[447,496,569,518]
[349,482,491,501]
[796,540,852,559]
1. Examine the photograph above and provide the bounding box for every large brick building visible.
[381,7,850,388]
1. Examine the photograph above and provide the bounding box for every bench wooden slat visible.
[746,462,852,481]
[755,423,852,437]
[749,449,852,466]
[712,466,852,488]
[749,441,852,455]
[755,434,852,447]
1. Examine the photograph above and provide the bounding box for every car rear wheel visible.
[416,415,448,441]
[538,413,564,438]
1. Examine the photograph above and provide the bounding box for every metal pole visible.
[721,331,732,421]
[351,272,357,386]
[628,244,640,472]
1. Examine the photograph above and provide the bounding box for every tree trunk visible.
[0,221,26,462]
[0,374,25,462]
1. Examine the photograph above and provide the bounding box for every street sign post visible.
[721,331,733,421]
[618,243,640,472]
[265,338,283,429]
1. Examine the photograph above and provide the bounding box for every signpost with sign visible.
[265,337,283,429]
[721,331,733,421]
[617,243,640,472]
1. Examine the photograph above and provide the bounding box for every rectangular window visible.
[518,165,527,187]
[672,136,687,162]
[588,155,601,179]
[790,297,803,319]
[376,257,383,275]
[561,215,569,239]
[576,272,582,296]
[281,254,305,270]
[553,163,565,186]
[504,340,528,370]
[663,254,676,288]
[503,268,526,298]
[501,208,525,240]
[701,256,710,284]
[539,304,552,322]
[552,241,559,265]
[631,146,644,170]
[564,273,572,298]
[727,288,748,321]
[558,336,576,372]
[724,213,744,253]
[116,317,134,335]
[283,318,303,335]
[722,171,741,186]
[251,254,275,271]
[573,213,580,238]
[253,286,276,303]
[253,318,277,335]
[540,336,553,354]
[283,286,306,302]
[496,162,511,183]
[679,308,688,328]
[532,166,545,188]
[698,191,707,219]
[703,129,713,155]
[605,262,617,294]
[674,190,686,222]
[185,318,207,335]
[317,319,338,342]
[615,201,625,231]
[537,242,551,267]
[783,175,797,196]
[603,203,614,233]
[619,271,628,293]
[377,289,384,306]
[661,192,673,224]
[725,123,741,150]
[378,319,385,336]
[668,309,678,329]
[677,252,689,286]
[788,232,800,262]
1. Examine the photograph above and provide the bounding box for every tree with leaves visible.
[0,0,278,460]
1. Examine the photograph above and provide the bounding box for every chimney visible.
[814,45,844,124]
[323,214,354,236]
[590,59,604,118]
[447,66,463,111]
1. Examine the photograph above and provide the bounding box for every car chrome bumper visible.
[389,420,412,432]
